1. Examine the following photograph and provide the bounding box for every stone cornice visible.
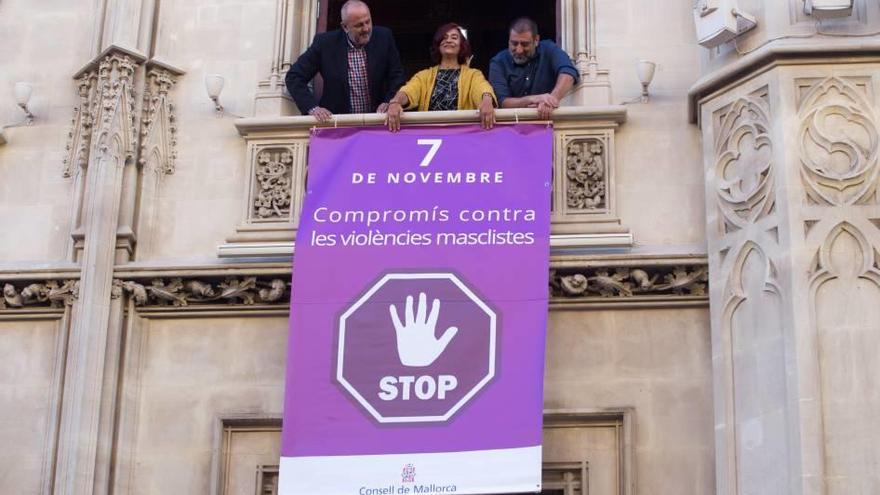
[688,40,880,125]
[234,105,628,137]
[143,57,185,77]
[0,264,81,281]
[0,254,708,312]
[112,261,291,279]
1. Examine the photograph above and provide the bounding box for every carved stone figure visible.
[2,284,24,308]
[258,279,288,303]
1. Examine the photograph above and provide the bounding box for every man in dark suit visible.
[285,0,405,122]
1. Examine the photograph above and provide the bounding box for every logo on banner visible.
[336,272,496,423]
[401,464,416,483]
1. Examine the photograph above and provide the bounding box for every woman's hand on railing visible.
[385,101,403,132]
[479,93,495,130]
[384,92,409,132]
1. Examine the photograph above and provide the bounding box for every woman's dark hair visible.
[430,23,472,65]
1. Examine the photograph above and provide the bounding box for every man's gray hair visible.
[341,0,369,22]
[509,17,539,38]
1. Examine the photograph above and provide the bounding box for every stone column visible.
[560,0,611,106]
[255,0,318,116]
[54,49,143,495]
[700,60,880,495]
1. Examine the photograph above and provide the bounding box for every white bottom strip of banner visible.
[279,445,542,495]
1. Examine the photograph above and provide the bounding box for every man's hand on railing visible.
[528,93,559,120]
[308,106,333,123]
[530,93,559,108]
[536,101,556,120]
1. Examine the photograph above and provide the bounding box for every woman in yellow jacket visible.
[385,23,496,131]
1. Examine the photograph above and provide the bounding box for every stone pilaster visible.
[254,0,317,116]
[54,48,144,495]
[700,60,880,495]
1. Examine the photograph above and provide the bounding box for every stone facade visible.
[0,0,877,494]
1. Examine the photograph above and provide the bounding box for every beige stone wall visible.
[547,308,715,494]
[0,0,95,262]
[0,319,63,494]
[597,0,707,248]
[137,0,279,259]
[117,316,288,494]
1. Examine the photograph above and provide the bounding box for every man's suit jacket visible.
[285,27,405,115]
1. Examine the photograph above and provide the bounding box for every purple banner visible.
[280,124,551,495]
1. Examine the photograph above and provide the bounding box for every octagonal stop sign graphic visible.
[336,273,496,423]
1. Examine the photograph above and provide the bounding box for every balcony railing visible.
[219,106,630,258]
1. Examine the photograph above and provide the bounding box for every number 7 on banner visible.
[417,139,443,167]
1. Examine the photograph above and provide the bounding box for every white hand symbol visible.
[389,292,458,367]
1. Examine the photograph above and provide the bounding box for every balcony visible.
[219,106,631,258]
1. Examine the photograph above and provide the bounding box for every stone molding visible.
[553,129,627,235]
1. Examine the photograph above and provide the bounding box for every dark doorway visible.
[320,0,558,78]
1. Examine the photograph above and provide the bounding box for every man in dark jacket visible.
[285,0,405,122]
[489,17,579,120]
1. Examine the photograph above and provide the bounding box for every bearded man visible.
[488,17,579,120]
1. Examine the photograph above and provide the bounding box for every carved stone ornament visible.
[95,53,139,161]
[809,221,880,282]
[62,74,98,177]
[565,139,607,211]
[0,280,79,309]
[715,93,774,227]
[799,77,880,206]
[63,52,140,178]
[139,67,179,175]
[550,265,708,299]
[119,277,290,307]
[253,149,295,220]
[722,241,782,311]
